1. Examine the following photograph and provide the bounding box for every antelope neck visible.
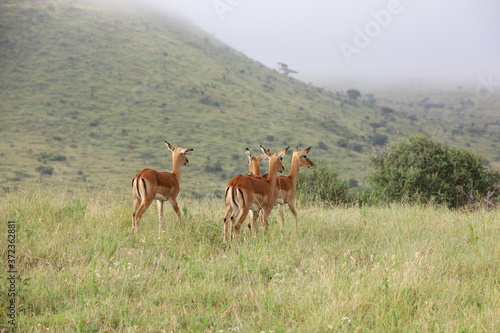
[265,156,280,185]
[287,155,301,185]
[171,154,182,183]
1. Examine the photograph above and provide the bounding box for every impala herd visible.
[132,141,314,242]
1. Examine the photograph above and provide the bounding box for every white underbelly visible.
[154,193,168,201]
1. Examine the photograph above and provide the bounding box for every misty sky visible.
[136,0,499,87]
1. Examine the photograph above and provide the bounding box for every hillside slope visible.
[1,0,498,196]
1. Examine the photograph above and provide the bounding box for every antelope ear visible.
[303,146,311,154]
[165,141,175,152]
[294,147,299,153]
[182,148,193,154]
[246,148,252,160]
[278,146,289,157]
[260,145,271,158]
[258,153,268,161]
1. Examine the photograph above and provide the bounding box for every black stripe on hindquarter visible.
[231,187,236,208]
[237,188,245,208]
[141,178,147,197]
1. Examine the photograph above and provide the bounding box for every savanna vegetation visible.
[1,0,499,197]
[1,183,499,332]
[1,1,500,332]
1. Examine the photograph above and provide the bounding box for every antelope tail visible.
[225,186,245,212]
[133,178,148,200]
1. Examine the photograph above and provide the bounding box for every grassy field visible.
[1,2,499,330]
[1,183,499,332]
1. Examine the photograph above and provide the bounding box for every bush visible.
[317,141,328,150]
[37,152,66,162]
[89,119,100,127]
[336,139,348,148]
[36,166,54,175]
[204,162,223,173]
[199,95,212,105]
[348,178,359,188]
[347,89,361,100]
[352,143,364,153]
[381,106,394,114]
[50,154,66,161]
[371,133,388,146]
[296,164,350,204]
[367,135,500,208]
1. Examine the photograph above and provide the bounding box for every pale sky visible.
[133,0,500,87]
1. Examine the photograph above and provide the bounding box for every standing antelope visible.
[131,141,193,236]
[223,148,271,235]
[246,148,267,176]
[223,146,288,242]
[267,147,314,232]
[227,148,270,230]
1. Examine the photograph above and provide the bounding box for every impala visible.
[262,147,314,232]
[223,148,269,230]
[246,148,267,176]
[131,141,193,236]
[223,145,289,242]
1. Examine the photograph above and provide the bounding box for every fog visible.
[133,0,499,88]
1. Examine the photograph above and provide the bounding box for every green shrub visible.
[89,119,100,127]
[317,141,328,150]
[37,152,66,162]
[348,178,359,187]
[347,89,361,100]
[50,154,66,161]
[352,143,364,153]
[336,139,348,148]
[204,162,223,173]
[381,106,394,114]
[296,164,350,204]
[199,95,212,105]
[371,133,388,146]
[36,165,54,175]
[367,135,500,208]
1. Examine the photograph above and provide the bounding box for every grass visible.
[1,2,499,328]
[1,182,499,332]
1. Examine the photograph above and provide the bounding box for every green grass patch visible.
[0,183,499,331]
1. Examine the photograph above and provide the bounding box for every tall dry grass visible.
[1,183,499,332]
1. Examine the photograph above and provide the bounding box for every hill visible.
[1,0,499,197]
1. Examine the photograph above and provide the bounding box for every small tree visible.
[371,133,388,146]
[381,106,394,114]
[367,135,500,208]
[36,166,54,175]
[347,89,361,100]
[296,164,349,204]
[369,122,382,133]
